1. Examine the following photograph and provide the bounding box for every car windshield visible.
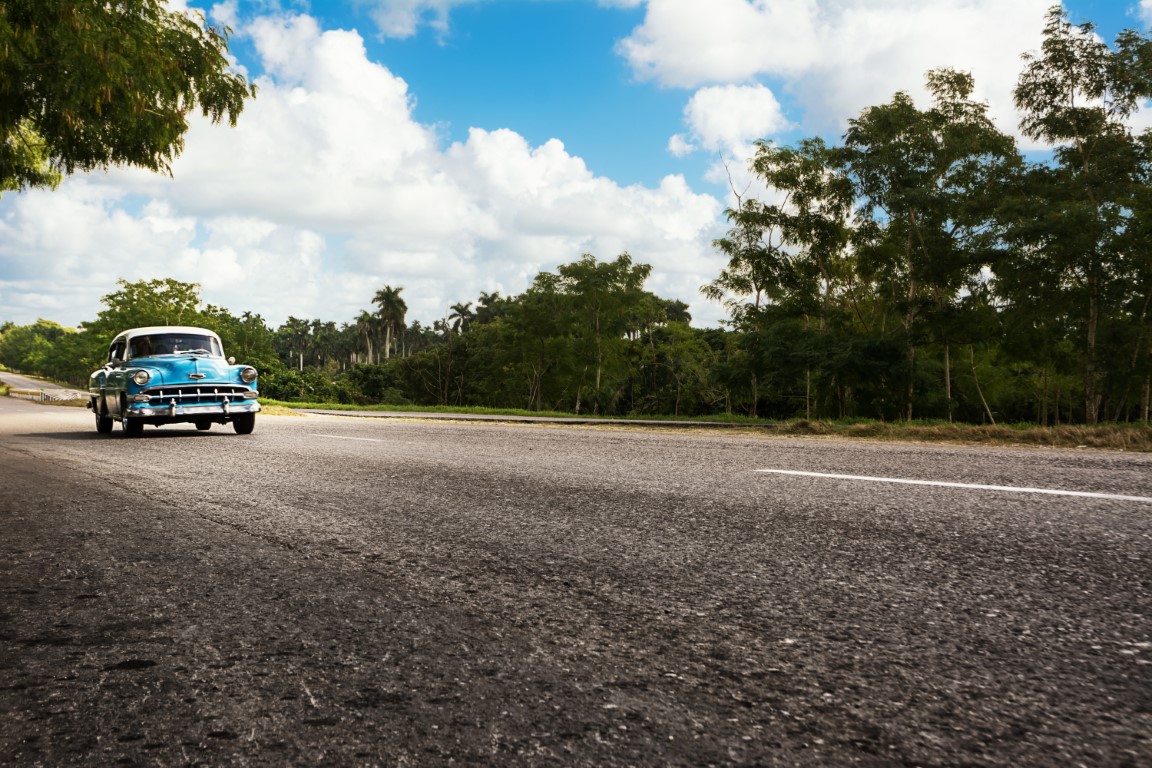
[128,333,222,359]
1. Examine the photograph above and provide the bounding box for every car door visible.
[104,338,129,416]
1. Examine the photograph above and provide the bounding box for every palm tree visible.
[233,311,271,359]
[280,316,312,371]
[448,301,474,334]
[476,291,506,324]
[335,322,359,368]
[355,310,376,364]
[372,285,407,360]
[310,320,338,368]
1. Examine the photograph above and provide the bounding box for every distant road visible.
[2,399,1150,766]
[0,372,76,390]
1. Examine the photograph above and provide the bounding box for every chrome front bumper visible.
[126,399,261,418]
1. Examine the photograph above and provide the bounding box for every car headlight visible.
[240,366,258,383]
[132,370,151,386]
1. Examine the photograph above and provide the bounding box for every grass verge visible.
[260,400,1152,451]
[777,419,1152,452]
[262,400,612,420]
[260,403,306,416]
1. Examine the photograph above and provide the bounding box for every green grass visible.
[260,400,620,420]
[261,400,797,424]
[770,418,1152,451]
[259,399,1152,451]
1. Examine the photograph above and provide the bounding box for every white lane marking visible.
[310,433,384,443]
[755,469,1152,503]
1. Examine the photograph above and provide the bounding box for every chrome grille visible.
[140,384,256,404]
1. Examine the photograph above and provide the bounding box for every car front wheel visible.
[120,397,143,437]
[95,407,114,434]
[232,413,256,435]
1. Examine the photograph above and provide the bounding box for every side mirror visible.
[228,356,236,365]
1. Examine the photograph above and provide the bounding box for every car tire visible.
[195,421,212,431]
[121,397,144,437]
[95,404,114,434]
[232,413,256,435]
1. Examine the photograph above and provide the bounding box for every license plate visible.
[180,405,220,414]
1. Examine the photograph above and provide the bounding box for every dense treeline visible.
[2,7,1151,424]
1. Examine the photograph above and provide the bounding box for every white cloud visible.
[1142,1,1152,28]
[0,12,728,329]
[670,84,789,204]
[618,0,821,86]
[682,84,788,153]
[667,134,695,157]
[209,1,239,29]
[619,0,1053,137]
[361,0,479,39]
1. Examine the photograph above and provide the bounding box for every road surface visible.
[0,372,80,391]
[1,398,1149,766]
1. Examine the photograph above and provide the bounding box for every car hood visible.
[131,356,241,386]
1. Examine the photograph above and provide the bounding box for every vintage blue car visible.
[88,326,260,436]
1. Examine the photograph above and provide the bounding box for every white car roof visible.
[117,326,221,340]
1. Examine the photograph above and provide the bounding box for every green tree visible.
[211,310,275,364]
[703,182,795,417]
[354,310,378,364]
[553,253,653,414]
[743,138,857,418]
[635,321,715,416]
[1010,5,1152,423]
[703,198,789,317]
[0,0,255,192]
[0,318,68,371]
[748,138,855,321]
[1121,138,1152,422]
[372,285,407,360]
[310,319,340,369]
[502,277,576,411]
[277,317,312,372]
[842,68,1018,420]
[475,291,510,325]
[448,302,474,334]
[85,278,208,341]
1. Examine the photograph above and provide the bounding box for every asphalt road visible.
[0,372,78,391]
[1,399,1149,766]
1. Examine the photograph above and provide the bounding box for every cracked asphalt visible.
[1,397,1150,766]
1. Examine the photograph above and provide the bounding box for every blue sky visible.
[376,2,684,187]
[0,0,1146,330]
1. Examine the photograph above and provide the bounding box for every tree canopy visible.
[4,6,1152,426]
[0,0,255,192]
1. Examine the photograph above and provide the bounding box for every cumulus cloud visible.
[682,84,788,153]
[0,12,726,329]
[618,0,820,86]
[360,0,480,39]
[670,84,790,202]
[667,134,695,157]
[209,0,239,28]
[620,0,1052,137]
